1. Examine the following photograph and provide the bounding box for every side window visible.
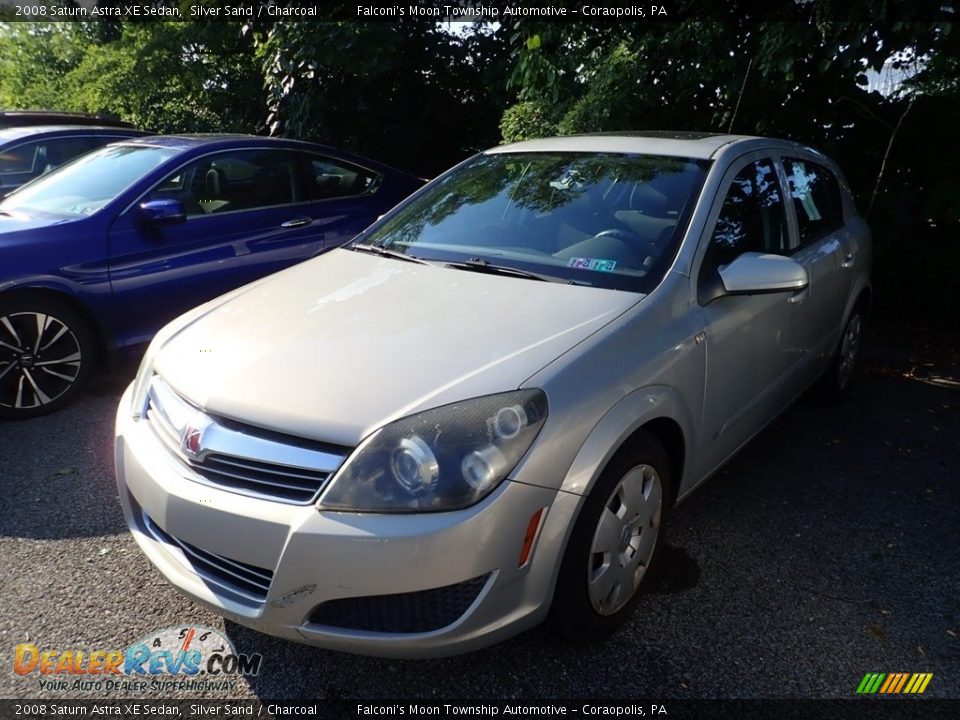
[309,156,381,200]
[145,149,303,217]
[0,141,42,178]
[44,137,108,171]
[698,158,788,303]
[783,158,843,244]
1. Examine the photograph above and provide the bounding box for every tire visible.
[549,431,672,641]
[819,303,866,401]
[0,295,95,420]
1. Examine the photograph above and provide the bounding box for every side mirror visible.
[719,252,808,295]
[136,198,185,226]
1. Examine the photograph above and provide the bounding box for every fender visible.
[0,274,120,363]
[559,384,698,499]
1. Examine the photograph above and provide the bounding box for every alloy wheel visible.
[0,311,83,410]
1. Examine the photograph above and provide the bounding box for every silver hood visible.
[154,249,640,446]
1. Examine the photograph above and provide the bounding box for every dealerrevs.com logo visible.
[13,626,262,693]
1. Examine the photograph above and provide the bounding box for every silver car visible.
[115,132,871,657]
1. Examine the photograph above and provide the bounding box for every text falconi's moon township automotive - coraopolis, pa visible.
[355,5,667,17]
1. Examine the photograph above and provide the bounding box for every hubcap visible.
[0,312,82,410]
[588,464,663,616]
[837,314,862,389]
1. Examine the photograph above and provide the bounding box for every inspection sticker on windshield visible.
[567,257,617,272]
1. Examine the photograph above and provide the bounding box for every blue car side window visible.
[145,150,304,218]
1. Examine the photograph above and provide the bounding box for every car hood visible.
[0,208,73,234]
[154,249,640,447]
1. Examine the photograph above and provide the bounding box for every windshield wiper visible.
[444,257,559,283]
[347,243,428,265]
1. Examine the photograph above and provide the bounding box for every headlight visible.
[318,389,548,513]
[130,340,160,419]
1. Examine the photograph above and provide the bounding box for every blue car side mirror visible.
[136,199,186,225]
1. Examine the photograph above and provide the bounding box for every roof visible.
[488,132,763,160]
[0,126,146,142]
[0,110,134,129]
[122,134,297,150]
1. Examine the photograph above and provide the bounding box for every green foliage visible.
[499,101,557,142]
[253,18,510,175]
[0,21,263,133]
[500,4,960,330]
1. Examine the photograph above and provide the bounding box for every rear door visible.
[107,147,325,346]
[779,156,855,381]
[302,152,387,247]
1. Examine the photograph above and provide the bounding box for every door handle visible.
[280,216,313,228]
[788,288,808,304]
[841,253,855,269]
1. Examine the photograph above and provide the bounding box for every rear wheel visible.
[0,296,95,419]
[820,304,866,400]
[549,431,671,640]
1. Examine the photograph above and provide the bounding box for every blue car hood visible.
[0,209,75,235]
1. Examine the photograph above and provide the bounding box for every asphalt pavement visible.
[1,341,957,701]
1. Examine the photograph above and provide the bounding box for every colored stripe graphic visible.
[857,672,933,694]
[879,674,897,693]
[893,673,910,693]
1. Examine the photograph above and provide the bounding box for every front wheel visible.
[0,296,95,419]
[549,431,671,640]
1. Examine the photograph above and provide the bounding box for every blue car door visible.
[107,147,327,346]
[300,152,389,247]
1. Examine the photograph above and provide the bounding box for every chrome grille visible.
[143,513,273,606]
[144,375,348,505]
[191,453,330,503]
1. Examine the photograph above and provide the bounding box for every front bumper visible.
[114,384,578,658]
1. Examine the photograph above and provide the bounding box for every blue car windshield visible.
[358,151,709,293]
[0,144,179,217]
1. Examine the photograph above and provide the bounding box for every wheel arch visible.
[559,385,696,506]
[0,285,112,366]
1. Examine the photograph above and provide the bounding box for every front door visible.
[107,148,324,346]
[694,154,804,477]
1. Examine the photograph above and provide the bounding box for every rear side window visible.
[308,156,380,200]
[783,158,843,244]
[0,142,40,175]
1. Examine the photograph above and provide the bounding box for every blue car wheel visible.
[0,295,95,419]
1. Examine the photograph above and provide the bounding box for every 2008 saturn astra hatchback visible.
[116,132,871,657]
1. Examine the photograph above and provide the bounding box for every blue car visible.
[0,134,423,418]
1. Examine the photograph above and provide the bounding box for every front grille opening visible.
[143,513,274,606]
[190,452,330,504]
[143,378,343,505]
[308,575,490,634]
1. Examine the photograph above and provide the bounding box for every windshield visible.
[0,144,180,217]
[359,151,709,292]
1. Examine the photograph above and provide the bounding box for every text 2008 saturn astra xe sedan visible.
[116,132,871,657]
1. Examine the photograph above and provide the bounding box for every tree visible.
[0,21,263,133]
[253,18,511,175]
